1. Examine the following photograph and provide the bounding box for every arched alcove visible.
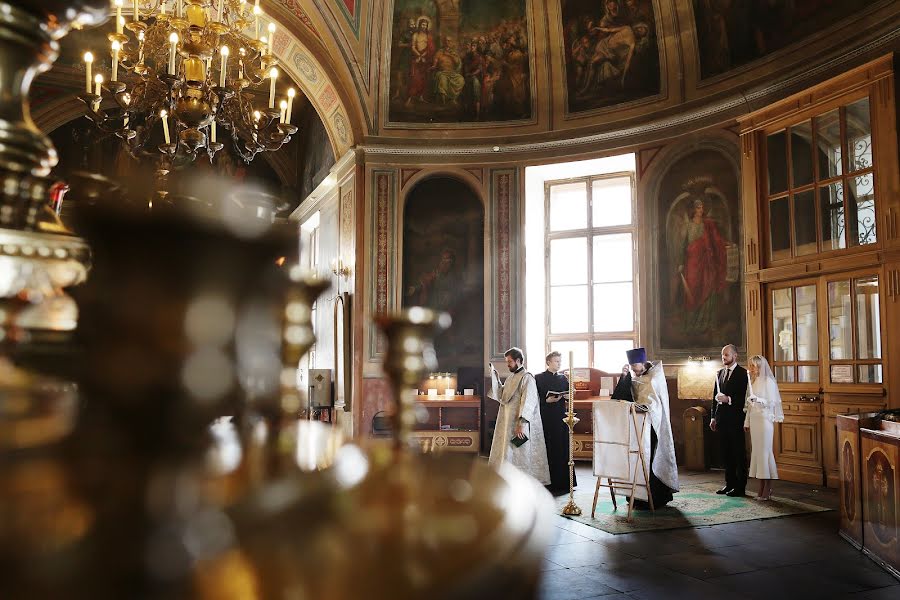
[401,176,484,375]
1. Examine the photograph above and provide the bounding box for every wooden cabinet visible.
[825,396,887,488]
[776,396,824,484]
[739,55,900,487]
[413,396,481,453]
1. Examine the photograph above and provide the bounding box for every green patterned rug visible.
[555,481,832,534]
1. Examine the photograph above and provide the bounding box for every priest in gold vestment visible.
[488,347,551,485]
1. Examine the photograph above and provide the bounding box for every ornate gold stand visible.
[561,351,582,516]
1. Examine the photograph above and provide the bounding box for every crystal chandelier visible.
[78,0,298,165]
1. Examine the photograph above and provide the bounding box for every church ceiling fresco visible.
[387,0,532,124]
[693,0,892,79]
[561,0,661,114]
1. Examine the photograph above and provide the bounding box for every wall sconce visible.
[331,257,352,280]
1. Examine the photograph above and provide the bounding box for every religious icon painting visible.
[561,0,662,113]
[387,0,532,124]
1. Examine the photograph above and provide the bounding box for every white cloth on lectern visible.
[629,361,680,498]
[488,368,551,485]
[593,400,649,483]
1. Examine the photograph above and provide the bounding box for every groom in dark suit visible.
[709,344,749,497]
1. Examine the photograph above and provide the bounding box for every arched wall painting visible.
[693,0,883,79]
[402,177,484,373]
[656,150,741,350]
[561,0,660,113]
[388,0,531,123]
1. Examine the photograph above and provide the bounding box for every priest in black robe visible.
[535,351,576,496]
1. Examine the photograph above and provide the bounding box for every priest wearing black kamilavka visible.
[611,347,679,509]
[535,351,575,496]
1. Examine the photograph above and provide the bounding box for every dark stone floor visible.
[538,466,899,599]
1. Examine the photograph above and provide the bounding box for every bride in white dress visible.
[743,355,784,501]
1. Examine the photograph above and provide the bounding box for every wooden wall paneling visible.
[884,260,900,411]
[872,69,900,249]
[776,398,824,485]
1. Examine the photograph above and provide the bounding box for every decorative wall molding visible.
[489,168,520,358]
[368,168,397,360]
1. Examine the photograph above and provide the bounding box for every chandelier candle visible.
[133,0,138,21]
[269,67,277,108]
[160,110,170,144]
[211,120,216,143]
[115,0,123,34]
[267,22,275,54]
[168,32,178,74]
[93,74,103,110]
[111,40,120,82]
[219,46,229,87]
[217,0,224,20]
[286,87,295,122]
[83,52,93,93]
[279,100,287,123]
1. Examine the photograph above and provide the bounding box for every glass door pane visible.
[798,366,819,383]
[815,109,842,179]
[794,190,817,256]
[775,365,795,383]
[769,197,791,260]
[767,130,788,195]
[772,288,794,362]
[858,365,882,384]
[819,183,846,251]
[549,182,587,231]
[846,98,872,173]
[795,285,818,361]
[791,120,814,187]
[828,280,852,360]
[854,276,881,360]
[592,177,632,227]
[847,173,876,247]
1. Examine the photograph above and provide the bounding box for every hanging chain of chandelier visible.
[78,0,298,165]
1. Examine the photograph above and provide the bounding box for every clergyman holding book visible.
[488,347,551,485]
[535,351,576,496]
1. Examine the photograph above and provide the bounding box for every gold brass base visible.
[561,500,582,516]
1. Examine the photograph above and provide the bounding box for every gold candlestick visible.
[561,350,582,516]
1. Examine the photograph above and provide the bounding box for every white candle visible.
[267,22,275,54]
[160,110,170,144]
[219,45,228,87]
[253,3,260,39]
[177,0,183,18]
[168,32,178,74]
[217,0,224,20]
[269,67,278,108]
[160,1,165,15]
[279,99,287,122]
[286,87,295,122]
[111,40,120,82]
[133,0,138,20]
[138,31,145,63]
[568,351,574,414]
[83,52,93,93]
[115,0,123,33]
[211,120,216,143]
[92,75,102,111]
